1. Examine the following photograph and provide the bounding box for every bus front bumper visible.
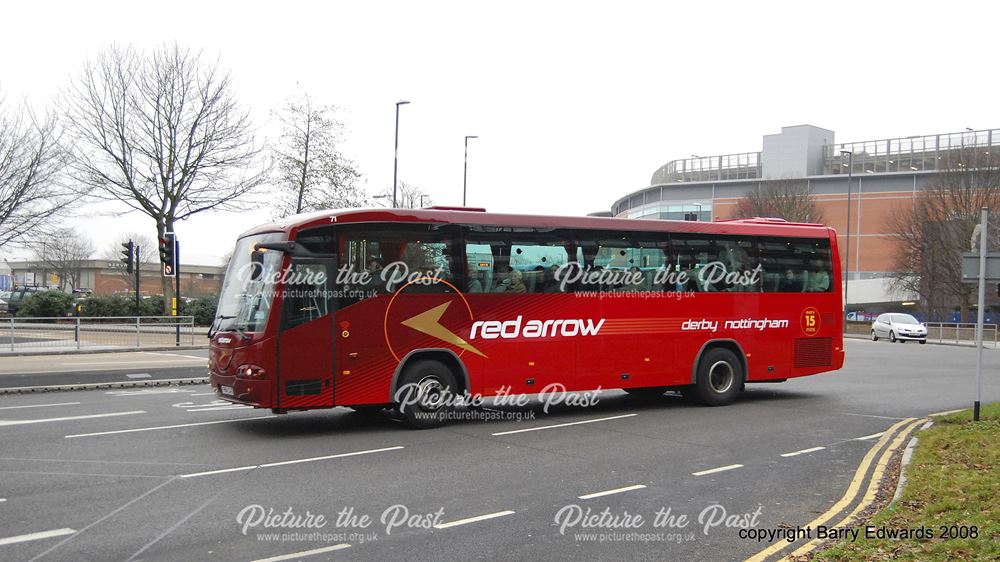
[209,372,273,407]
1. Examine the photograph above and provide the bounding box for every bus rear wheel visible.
[687,347,744,406]
[395,359,457,429]
[623,386,669,399]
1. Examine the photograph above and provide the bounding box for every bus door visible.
[276,254,338,409]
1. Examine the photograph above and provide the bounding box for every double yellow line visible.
[745,417,927,562]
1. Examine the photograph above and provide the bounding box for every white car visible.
[871,313,927,344]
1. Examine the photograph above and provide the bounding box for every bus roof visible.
[240,207,834,239]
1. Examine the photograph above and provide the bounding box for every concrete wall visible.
[761,125,834,179]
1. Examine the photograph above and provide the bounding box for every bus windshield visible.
[216,232,285,333]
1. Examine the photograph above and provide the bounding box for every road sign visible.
[961,252,1000,282]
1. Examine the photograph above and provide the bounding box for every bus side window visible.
[758,237,832,293]
[281,262,333,329]
[465,243,494,293]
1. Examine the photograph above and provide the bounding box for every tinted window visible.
[339,225,460,306]
[670,234,758,292]
[295,226,337,254]
[281,261,335,329]
[758,237,832,293]
[465,227,572,293]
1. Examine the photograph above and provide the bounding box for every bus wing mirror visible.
[253,241,329,258]
[249,250,265,281]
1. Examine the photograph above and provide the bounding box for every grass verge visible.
[810,403,999,561]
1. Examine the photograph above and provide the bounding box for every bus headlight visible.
[236,364,267,380]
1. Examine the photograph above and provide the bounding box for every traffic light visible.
[121,240,134,274]
[160,232,177,277]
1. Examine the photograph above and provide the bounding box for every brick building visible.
[609,125,1000,310]
[7,259,224,297]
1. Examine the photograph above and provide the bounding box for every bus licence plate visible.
[220,385,234,396]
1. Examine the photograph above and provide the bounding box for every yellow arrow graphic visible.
[400,301,487,358]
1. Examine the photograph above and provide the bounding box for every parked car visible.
[0,290,10,314]
[6,286,46,316]
[871,313,927,344]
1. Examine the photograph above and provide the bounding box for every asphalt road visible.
[0,339,997,562]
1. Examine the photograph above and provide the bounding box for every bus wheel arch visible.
[686,340,747,406]
[390,349,470,402]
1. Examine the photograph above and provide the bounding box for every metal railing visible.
[924,322,999,347]
[3,316,200,353]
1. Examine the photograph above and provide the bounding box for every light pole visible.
[392,100,410,208]
[841,150,853,333]
[463,135,478,206]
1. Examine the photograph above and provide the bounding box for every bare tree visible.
[889,146,1000,320]
[272,91,364,218]
[61,43,268,309]
[30,227,95,291]
[101,231,156,286]
[733,179,823,223]
[377,181,432,209]
[0,96,72,249]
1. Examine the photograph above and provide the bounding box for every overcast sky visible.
[1,1,996,265]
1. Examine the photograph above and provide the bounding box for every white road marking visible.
[251,543,351,562]
[692,464,744,476]
[190,392,217,396]
[58,359,203,366]
[780,446,826,458]
[125,373,151,379]
[837,412,908,420]
[0,411,144,428]
[491,414,638,436]
[0,528,76,546]
[145,352,207,360]
[185,406,252,412]
[0,498,6,502]
[0,402,80,411]
[578,484,647,499]
[854,432,885,441]
[929,408,965,417]
[65,416,271,438]
[178,446,405,478]
[433,510,516,529]
[107,388,195,396]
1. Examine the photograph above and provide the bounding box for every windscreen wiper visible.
[207,314,237,339]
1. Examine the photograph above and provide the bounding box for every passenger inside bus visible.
[778,269,801,292]
[494,267,526,293]
[467,270,486,293]
[807,266,830,292]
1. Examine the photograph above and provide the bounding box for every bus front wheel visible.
[395,359,457,429]
[686,348,744,406]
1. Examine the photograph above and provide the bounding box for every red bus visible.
[209,207,843,427]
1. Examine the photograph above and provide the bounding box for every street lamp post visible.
[841,150,854,333]
[392,100,410,208]
[463,135,478,206]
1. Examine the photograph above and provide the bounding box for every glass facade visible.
[624,202,712,221]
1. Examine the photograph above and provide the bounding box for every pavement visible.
[0,350,208,391]
[0,339,996,561]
